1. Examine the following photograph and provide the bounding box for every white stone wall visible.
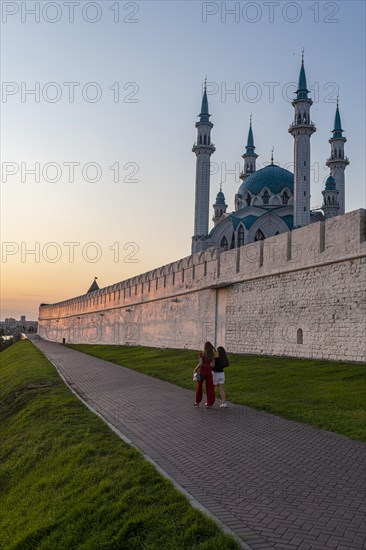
[39,209,366,362]
[225,257,366,362]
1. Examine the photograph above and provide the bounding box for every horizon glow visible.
[1,0,365,320]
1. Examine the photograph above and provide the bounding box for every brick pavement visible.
[30,337,366,550]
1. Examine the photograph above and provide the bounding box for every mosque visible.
[191,55,350,253]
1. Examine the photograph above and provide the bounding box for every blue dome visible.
[325,175,336,190]
[215,190,226,205]
[238,164,294,197]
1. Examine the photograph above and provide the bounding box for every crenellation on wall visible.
[266,231,290,271]
[41,209,365,318]
[39,210,366,362]
[224,255,366,361]
[326,209,366,255]
[240,241,262,277]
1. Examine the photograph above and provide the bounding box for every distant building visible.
[0,316,38,333]
[4,318,17,324]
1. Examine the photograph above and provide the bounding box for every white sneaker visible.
[220,402,228,408]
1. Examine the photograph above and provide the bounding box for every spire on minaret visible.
[271,146,274,165]
[239,115,258,190]
[289,53,316,228]
[332,96,344,138]
[236,116,259,210]
[326,97,349,216]
[296,49,310,100]
[199,77,210,123]
[246,114,255,154]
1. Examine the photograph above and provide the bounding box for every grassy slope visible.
[0,341,239,550]
[68,344,366,442]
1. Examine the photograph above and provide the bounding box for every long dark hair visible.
[203,341,215,363]
[217,346,229,367]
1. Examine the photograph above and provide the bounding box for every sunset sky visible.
[1,0,365,320]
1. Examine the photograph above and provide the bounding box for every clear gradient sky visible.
[1,0,365,320]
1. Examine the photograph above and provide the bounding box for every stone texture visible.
[38,209,366,362]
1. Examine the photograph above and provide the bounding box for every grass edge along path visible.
[68,343,366,443]
[0,340,240,550]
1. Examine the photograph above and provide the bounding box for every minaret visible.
[288,52,316,228]
[192,80,216,254]
[235,116,258,210]
[212,184,227,226]
[240,115,258,181]
[322,174,340,219]
[326,98,349,215]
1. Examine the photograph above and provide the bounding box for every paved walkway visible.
[30,337,366,550]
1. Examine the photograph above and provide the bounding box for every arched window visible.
[199,135,202,144]
[238,225,244,247]
[230,233,235,249]
[245,193,251,206]
[262,190,269,205]
[254,229,265,241]
[220,209,223,215]
[204,135,207,145]
[282,191,289,205]
[208,136,211,145]
[327,196,331,205]
[297,328,303,345]
[221,236,228,251]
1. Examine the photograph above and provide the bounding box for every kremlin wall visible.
[38,208,366,363]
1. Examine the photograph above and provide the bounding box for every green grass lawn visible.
[68,344,366,442]
[0,341,239,550]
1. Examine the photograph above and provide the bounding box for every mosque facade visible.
[38,56,366,363]
[191,56,350,254]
